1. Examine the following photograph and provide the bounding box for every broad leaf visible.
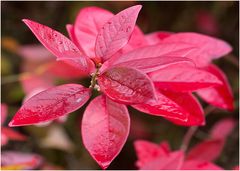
[145,31,173,45]
[149,63,222,92]
[9,84,91,126]
[95,5,142,61]
[98,67,156,104]
[158,90,205,126]
[197,64,234,111]
[22,19,94,74]
[210,118,236,140]
[140,151,184,170]
[132,90,189,122]
[182,160,223,170]
[74,6,114,59]
[101,43,196,72]
[163,32,232,66]
[186,139,225,161]
[82,95,130,169]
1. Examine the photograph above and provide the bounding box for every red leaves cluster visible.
[134,118,236,170]
[8,5,234,169]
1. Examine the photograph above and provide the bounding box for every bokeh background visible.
[1,1,239,169]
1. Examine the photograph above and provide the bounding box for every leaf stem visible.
[180,105,215,152]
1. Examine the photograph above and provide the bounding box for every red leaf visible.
[134,140,170,168]
[149,63,222,92]
[98,67,156,104]
[82,95,130,169]
[163,32,232,67]
[95,5,142,61]
[1,103,8,125]
[140,151,184,170]
[158,90,205,126]
[22,19,94,74]
[182,160,223,170]
[2,127,27,141]
[210,118,236,140]
[9,84,91,126]
[132,90,189,122]
[145,31,173,45]
[186,139,225,161]
[197,64,234,111]
[74,6,113,60]
[101,43,196,73]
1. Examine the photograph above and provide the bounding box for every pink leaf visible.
[197,64,234,111]
[74,6,114,60]
[1,103,8,125]
[163,32,232,66]
[132,90,189,122]
[9,84,91,126]
[22,19,94,74]
[134,140,170,168]
[139,151,184,170]
[95,5,142,61]
[182,160,223,170]
[101,43,196,73]
[98,67,156,104]
[158,90,205,126]
[149,63,222,92]
[66,24,79,47]
[2,127,27,141]
[82,95,130,169]
[210,118,236,140]
[1,151,43,170]
[145,31,173,45]
[186,139,225,161]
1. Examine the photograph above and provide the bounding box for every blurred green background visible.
[1,1,239,169]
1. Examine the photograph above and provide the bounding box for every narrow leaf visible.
[98,67,156,104]
[74,6,114,59]
[149,63,222,92]
[197,64,234,111]
[9,84,91,126]
[2,127,27,141]
[82,95,130,169]
[95,5,142,61]
[66,24,79,48]
[22,19,94,74]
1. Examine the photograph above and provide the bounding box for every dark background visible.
[1,1,239,169]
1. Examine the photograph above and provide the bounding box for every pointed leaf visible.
[186,139,225,161]
[95,5,142,61]
[140,151,184,170]
[158,90,205,126]
[74,6,114,59]
[132,90,189,122]
[9,84,91,126]
[2,127,27,141]
[210,118,236,140]
[82,95,130,169]
[149,63,222,92]
[163,32,232,66]
[22,19,94,74]
[101,43,196,72]
[145,31,173,45]
[182,160,223,170]
[98,67,156,104]
[197,64,234,111]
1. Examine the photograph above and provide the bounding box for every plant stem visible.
[180,105,215,152]
[89,63,102,90]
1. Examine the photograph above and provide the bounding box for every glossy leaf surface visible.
[132,90,189,122]
[95,5,142,61]
[9,84,91,126]
[158,90,205,126]
[197,64,234,111]
[22,19,94,74]
[74,6,113,59]
[98,67,156,104]
[149,63,222,92]
[82,95,130,169]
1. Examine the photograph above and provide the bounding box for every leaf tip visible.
[8,119,17,127]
